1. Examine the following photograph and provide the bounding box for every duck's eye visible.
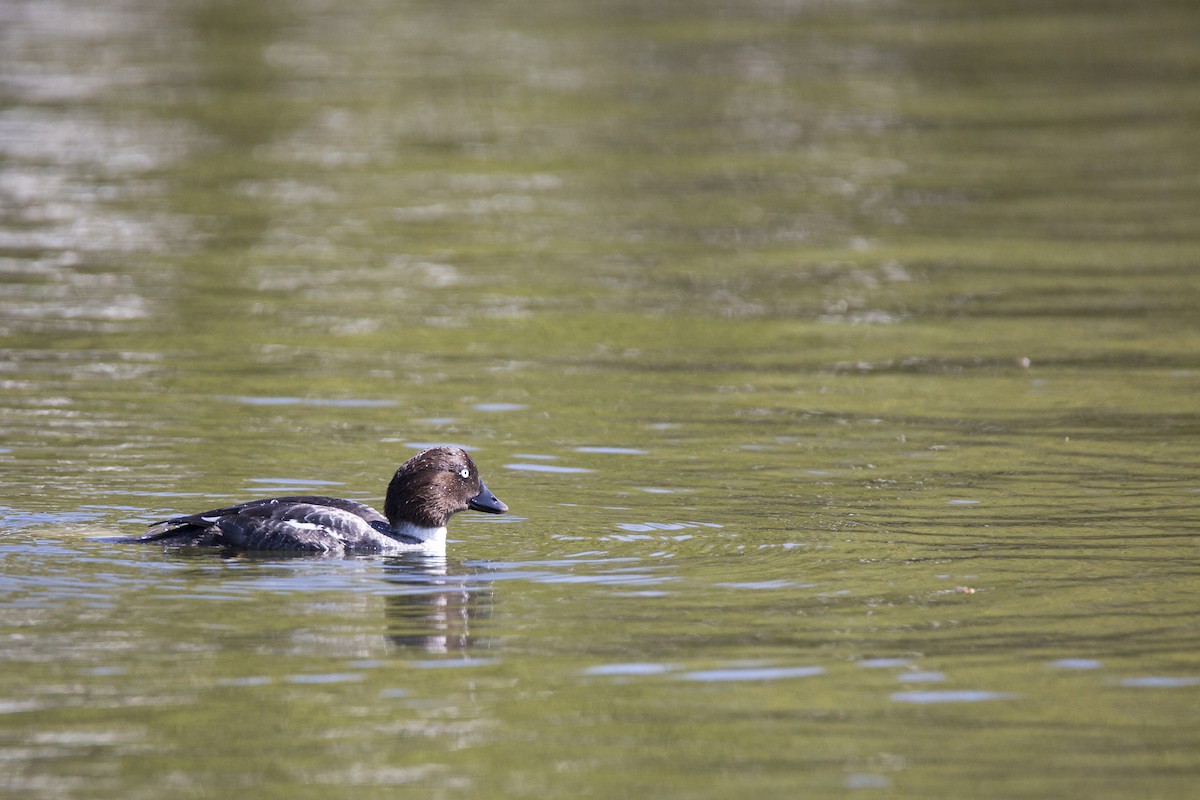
[459,468,471,479]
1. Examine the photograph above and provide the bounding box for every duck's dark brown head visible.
[383,446,508,529]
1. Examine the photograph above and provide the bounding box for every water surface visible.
[2,0,1199,798]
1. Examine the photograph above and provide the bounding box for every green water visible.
[2,0,1199,797]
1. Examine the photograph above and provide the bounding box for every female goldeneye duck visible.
[129,446,508,554]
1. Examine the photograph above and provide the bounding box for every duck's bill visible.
[468,481,509,514]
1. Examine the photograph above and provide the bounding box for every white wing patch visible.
[283,521,329,533]
[284,507,371,542]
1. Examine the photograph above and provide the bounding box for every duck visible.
[127,446,508,554]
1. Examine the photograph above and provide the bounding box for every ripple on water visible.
[582,663,824,682]
[890,690,1016,704]
[472,403,527,412]
[583,662,674,677]
[896,672,946,684]
[505,463,593,474]
[614,521,723,533]
[1118,676,1200,688]
[288,673,365,684]
[407,657,500,669]
[679,666,825,682]
[715,579,811,590]
[1048,658,1103,670]
[0,508,104,530]
[223,396,398,408]
[217,676,272,687]
[242,477,345,494]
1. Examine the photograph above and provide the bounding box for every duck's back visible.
[141,496,394,553]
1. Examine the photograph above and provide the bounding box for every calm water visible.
[2,0,1199,797]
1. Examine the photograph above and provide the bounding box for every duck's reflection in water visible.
[380,555,495,654]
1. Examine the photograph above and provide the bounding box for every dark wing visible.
[139,496,386,552]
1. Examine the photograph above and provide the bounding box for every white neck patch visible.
[391,521,448,552]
